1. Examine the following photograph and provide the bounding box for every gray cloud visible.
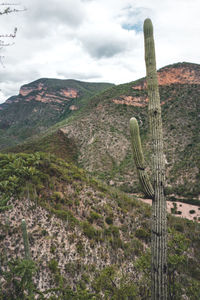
[78,29,129,59]
[81,39,126,59]
[20,0,86,40]
[0,0,200,104]
[0,68,40,102]
[57,70,102,81]
[0,68,39,84]
[27,0,85,27]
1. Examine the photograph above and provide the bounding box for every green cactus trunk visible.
[21,219,31,260]
[144,18,167,300]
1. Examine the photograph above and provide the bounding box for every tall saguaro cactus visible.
[130,18,167,299]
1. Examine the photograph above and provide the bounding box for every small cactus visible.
[21,219,31,260]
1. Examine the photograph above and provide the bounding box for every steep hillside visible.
[2,62,200,201]
[0,152,199,298]
[0,78,114,149]
[54,62,200,200]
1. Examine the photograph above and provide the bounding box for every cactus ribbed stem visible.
[130,117,154,199]
[21,219,31,260]
[144,18,167,300]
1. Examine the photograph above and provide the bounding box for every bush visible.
[105,216,113,225]
[135,228,150,242]
[48,259,58,273]
[82,221,101,242]
[88,211,102,224]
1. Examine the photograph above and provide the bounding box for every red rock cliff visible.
[19,82,78,104]
[113,63,200,107]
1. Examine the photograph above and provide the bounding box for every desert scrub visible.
[105,215,113,225]
[76,240,85,257]
[51,191,64,203]
[48,258,58,273]
[104,225,120,238]
[82,221,102,242]
[87,210,103,224]
[124,238,144,258]
[47,206,79,229]
[135,227,150,242]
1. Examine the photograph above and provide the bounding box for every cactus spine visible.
[21,219,31,260]
[130,18,167,299]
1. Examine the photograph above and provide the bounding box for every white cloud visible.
[0,0,199,103]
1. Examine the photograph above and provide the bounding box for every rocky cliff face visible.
[113,62,200,106]
[6,81,78,106]
[133,62,200,90]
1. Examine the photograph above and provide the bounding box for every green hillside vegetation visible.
[0,79,114,150]
[0,63,199,297]
[0,152,199,299]
[3,130,78,163]
[4,63,200,204]
[42,65,199,202]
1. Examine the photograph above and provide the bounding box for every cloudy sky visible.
[0,0,199,103]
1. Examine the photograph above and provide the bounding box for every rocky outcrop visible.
[69,105,78,111]
[19,82,45,96]
[113,63,200,107]
[132,63,200,90]
[112,95,148,107]
[19,82,78,104]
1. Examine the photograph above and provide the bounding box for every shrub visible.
[88,211,102,224]
[82,221,101,242]
[105,216,113,225]
[48,259,58,273]
[135,228,150,242]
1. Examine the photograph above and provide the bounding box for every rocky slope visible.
[0,63,200,298]
[2,62,200,200]
[0,152,199,298]
[54,62,199,201]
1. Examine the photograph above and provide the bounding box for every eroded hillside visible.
[0,153,199,298]
[57,62,200,200]
[2,63,200,201]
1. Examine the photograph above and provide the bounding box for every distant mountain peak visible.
[3,78,114,106]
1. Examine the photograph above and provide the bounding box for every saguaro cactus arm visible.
[130,117,154,199]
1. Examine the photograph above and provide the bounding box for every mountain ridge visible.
[0,79,114,149]
[1,62,200,201]
[0,62,200,298]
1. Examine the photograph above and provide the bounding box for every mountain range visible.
[0,61,199,298]
[2,62,199,201]
[0,79,113,149]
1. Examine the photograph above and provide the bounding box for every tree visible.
[130,19,167,299]
[0,2,25,66]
